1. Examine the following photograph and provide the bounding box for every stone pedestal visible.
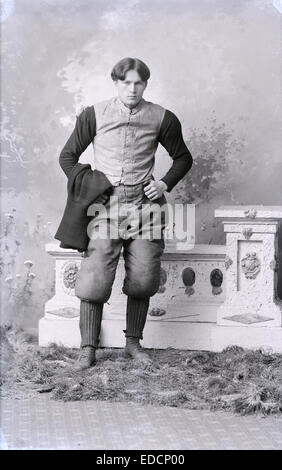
[43,245,82,319]
[214,205,282,327]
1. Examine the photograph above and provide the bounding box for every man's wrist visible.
[159,180,168,192]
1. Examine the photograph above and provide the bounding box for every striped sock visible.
[79,300,103,348]
[124,296,150,340]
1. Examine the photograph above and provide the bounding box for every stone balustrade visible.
[39,205,282,352]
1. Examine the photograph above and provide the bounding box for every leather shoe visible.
[73,346,96,371]
[125,337,152,364]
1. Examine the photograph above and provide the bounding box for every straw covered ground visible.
[1,325,282,415]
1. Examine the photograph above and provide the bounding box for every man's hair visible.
[111,57,150,82]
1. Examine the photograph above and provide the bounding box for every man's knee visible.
[122,271,161,298]
[75,283,112,303]
[75,270,113,303]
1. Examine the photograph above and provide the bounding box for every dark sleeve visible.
[158,109,193,192]
[59,106,96,177]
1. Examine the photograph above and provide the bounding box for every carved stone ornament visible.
[212,286,223,296]
[244,209,257,219]
[158,268,167,293]
[185,286,195,296]
[47,307,79,318]
[240,252,261,279]
[242,227,253,239]
[149,308,166,317]
[62,262,79,290]
[269,258,279,271]
[223,313,273,324]
[225,255,233,270]
[160,268,167,286]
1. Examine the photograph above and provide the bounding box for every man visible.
[59,57,193,370]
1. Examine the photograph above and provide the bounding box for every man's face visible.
[115,69,147,108]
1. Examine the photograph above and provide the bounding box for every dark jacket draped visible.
[55,163,113,252]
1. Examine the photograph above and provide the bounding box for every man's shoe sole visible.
[124,349,152,363]
[73,358,96,371]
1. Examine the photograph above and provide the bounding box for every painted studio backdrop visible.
[1,0,282,329]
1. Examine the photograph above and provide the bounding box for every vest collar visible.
[115,96,145,115]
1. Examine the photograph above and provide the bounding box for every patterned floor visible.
[1,397,282,450]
